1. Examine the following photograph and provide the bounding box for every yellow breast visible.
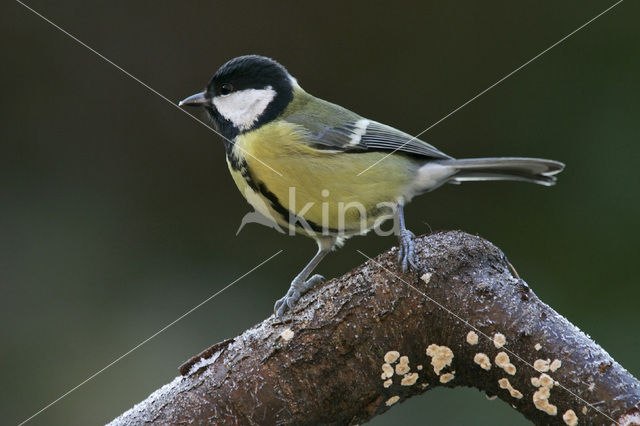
[227,121,418,238]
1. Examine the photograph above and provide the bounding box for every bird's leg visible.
[396,203,417,273]
[274,246,329,318]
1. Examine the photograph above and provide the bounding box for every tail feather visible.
[437,157,565,187]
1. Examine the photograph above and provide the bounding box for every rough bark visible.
[109,231,640,425]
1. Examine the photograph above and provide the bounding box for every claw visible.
[274,274,326,318]
[305,274,325,289]
[398,229,416,273]
[286,290,300,309]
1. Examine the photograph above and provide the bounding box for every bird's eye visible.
[220,83,234,96]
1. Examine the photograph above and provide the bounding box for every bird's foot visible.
[397,229,417,273]
[274,274,325,318]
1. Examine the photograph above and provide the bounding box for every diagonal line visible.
[14,0,283,177]
[17,250,283,426]
[358,0,624,176]
[357,249,619,425]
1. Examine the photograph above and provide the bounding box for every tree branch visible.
[108,231,640,425]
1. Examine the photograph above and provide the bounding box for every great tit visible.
[179,55,564,317]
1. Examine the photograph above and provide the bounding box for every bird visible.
[179,55,564,318]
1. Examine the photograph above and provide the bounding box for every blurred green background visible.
[2,1,638,424]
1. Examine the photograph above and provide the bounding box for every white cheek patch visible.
[213,87,276,131]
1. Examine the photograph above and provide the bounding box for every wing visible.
[285,110,451,159]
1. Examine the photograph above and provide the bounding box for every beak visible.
[178,91,210,107]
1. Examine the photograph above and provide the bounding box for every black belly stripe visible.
[229,153,341,234]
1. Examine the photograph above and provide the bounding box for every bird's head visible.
[179,55,295,140]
